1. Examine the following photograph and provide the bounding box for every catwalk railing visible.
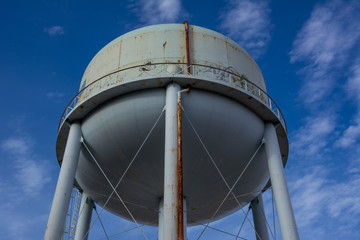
[58,62,287,132]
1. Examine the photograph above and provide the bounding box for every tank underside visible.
[75,88,269,225]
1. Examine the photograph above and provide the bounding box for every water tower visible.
[45,23,299,240]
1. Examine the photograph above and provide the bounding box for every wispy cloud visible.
[1,136,51,197]
[2,137,30,155]
[336,119,360,148]
[290,0,360,105]
[46,91,64,98]
[129,0,185,25]
[289,3,360,236]
[289,0,360,161]
[290,114,335,158]
[289,166,360,237]
[44,26,65,37]
[337,58,360,148]
[218,0,271,58]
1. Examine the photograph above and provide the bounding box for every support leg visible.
[158,199,164,240]
[45,122,82,240]
[74,192,94,240]
[159,198,187,240]
[251,194,269,240]
[163,83,181,240]
[264,123,299,240]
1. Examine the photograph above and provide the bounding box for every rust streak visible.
[177,93,184,240]
[163,41,167,56]
[183,21,191,75]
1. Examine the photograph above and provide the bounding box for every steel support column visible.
[251,194,269,240]
[158,199,164,240]
[45,122,82,240]
[159,198,187,240]
[74,192,94,240]
[264,123,299,240]
[163,83,181,240]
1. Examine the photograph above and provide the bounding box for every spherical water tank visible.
[56,24,288,226]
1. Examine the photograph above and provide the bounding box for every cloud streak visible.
[290,114,335,158]
[290,0,360,105]
[219,0,271,58]
[289,0,360,159]
[129,0,184,25]
[44,26,64,37]
[46,91,64,98]
[289,2,360,238]
[337,58,360,148]
[1,136,51,197]
[289,166,360,238]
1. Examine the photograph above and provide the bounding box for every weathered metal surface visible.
[55,24,289,226]
[176,88,189,240]
[177,96,183,240]
[183,21,190,75]
[163,84,180,240]
[78,24,265,93]
[58,63,286,133]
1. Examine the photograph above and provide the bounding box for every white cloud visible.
[1,136,51,197]
[1,137,30,155]
[14,157,51,196]
[219,0,271,58]
[290,114,335,157]
[337,58,360,148]
[289,166,360,237]
[290,0,360,104]
[130,0,184,25]
[336,121,360,148]
[46,91,64,98]
[290,167,328,227]
[345,59,360,101]
[44,26,64,37]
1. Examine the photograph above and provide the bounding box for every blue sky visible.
[1,0,360,239]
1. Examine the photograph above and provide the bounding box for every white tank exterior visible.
[79,24,266,92]
[56,24,288,226]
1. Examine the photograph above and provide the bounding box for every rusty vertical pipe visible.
[177,88,190,240]
[177,93,184,240]
[183,21,191,74]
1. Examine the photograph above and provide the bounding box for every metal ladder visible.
[63,188,82,240]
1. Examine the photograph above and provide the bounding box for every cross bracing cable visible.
[236,206,251,239]
[93,205,110,240]
[96,225,145,240]
[181,106,263,240]
[79,106,165,240]
[82,136,149,240]
[188,221,249,240]
[258,196,275,239]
